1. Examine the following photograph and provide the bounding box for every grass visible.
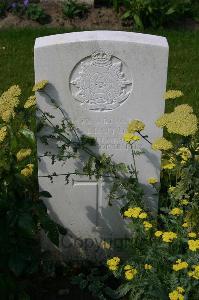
[0,27,198,116]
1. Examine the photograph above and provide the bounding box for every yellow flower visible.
[177,287,185,293]
[124,268,138,280]
[127,120,145,133]
[162,161,176,170]
[147,177,158,184]
[143,221,152,231]
[154,230,163,237]
[32,80,48,92]
[152,137,173,151]
[24,96,36,109]
[162,231,177,243]
[188,239,199,251]
[182,222,188,228]
[168,186,176,193]
[16,149,32,161]
[124,264,133,271]
[164,90,183,100]
[188,232,197,238]
[139,212,147,219]
[176,147,192,162]
[0,85,21,122]
[100,240,111,250]
[169,208,183,216]
[188,265,199,279]
[144,264,152,270]
[173,259,188,271]
[20,164,34,177]
[107,257,120,271]
[169,288,185,300]
[156,104,198,136]
[123,133,140,143]
[180,199,189,206]
[123,207,142,218]
[0,126,7,143]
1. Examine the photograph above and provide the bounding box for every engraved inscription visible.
[70,49,133,111]
[75,118,141,151]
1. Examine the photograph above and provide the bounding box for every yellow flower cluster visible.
[124,207,143,218]
[20,164,34,177]
[156,104,198,136]
[0,85,21,122]
[0,126,7,143]
[161,158,176,170]
[100,240,111,250]
[176,147,192,163]
[107,257,120,271]
[169,207,183,216]
[154,230,163,237]
[152,137,173,151]
[180,199,189,206]
[32,80,48,92]
[169,186,176,193]
[16,148,32,161]
[127,120,145,133]
[188,265,199,279]
[188,239,199,251]
[124,265,138,280]
[164,90,183,100]
[169,287,185,300]
[123,133,141,143]
[154,230,178,243]
[162,231,177,243]
[147,177,158,184]
[188,232,197,238]
[24,96,36,109]
[173,259,188,271]
[143,221,152,231]
[144,264,152,270]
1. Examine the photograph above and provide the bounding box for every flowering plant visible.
[104,90,199,300]
[0,84,66,298]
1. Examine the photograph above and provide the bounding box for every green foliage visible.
[72,268,112,300]
[62,0,90,19]
[121,0,199,29]
[26,3,49,24]
[0,86,66,297]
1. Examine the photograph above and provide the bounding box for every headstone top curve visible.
[34,31,168,49]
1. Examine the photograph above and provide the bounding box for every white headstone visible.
[35,31,168,258]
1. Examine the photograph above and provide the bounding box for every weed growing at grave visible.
[0,85,67,298]
[62,0,90,20]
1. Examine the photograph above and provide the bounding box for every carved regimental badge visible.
[70,50,133,111]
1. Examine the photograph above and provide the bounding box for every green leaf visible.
[166,7,175,15]
[133,14,144,29]
[19,128,35,146]
[39,190,52,198]
[121,10,131,19]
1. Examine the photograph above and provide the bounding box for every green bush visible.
[121,0,199,29]
[62,0,90,19]
[26,3,49,24]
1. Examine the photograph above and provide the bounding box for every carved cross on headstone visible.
[72,177,104,227]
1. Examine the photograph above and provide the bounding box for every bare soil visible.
[0,2,131,30]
